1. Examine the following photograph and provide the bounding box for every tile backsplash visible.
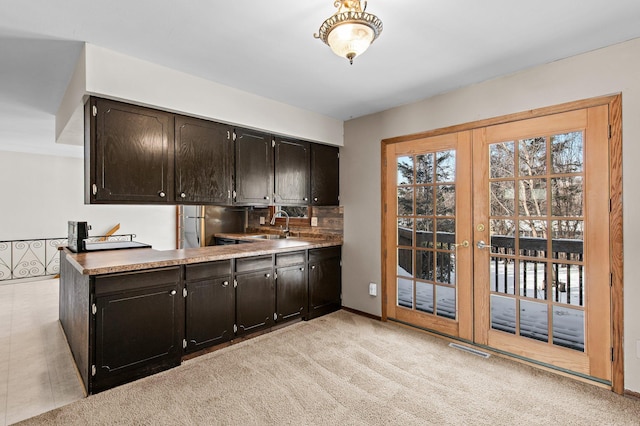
[247,206,343,239]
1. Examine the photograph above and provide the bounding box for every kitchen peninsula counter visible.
[59,234,342,395]
[64,235,342,276]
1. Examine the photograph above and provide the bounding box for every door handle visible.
[476,240,491,250]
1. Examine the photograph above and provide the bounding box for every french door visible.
[384,132,473,340]
[383,104,614,383]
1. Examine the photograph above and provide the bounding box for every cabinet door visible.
[274,138,310,205]
[93,275,182,393]
[175,116,233,204]
[89,97,174,203]
[310,143,340,206]
[308,247,342,319]
[185,276,234,352]
[276,264,308,322]
[234,128,274,205]
[235,269,275,336]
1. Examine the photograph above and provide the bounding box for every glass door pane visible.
[395,149,458,320]
[487,130,586,351]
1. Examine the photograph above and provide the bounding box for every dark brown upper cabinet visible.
[175,116,233,205]
[85,97,340,207]
[310,143,340,206]
[86,97,174,204]
[234,128,274,206]
[274,138,310,205]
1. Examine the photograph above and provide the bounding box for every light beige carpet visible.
[17,310,640,425]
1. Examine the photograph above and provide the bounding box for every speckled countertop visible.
[63,234,342,276]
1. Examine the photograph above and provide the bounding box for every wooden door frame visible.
[381,94,624,394]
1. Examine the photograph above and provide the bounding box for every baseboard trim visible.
[624,389,640,400]
[341,307,382,321]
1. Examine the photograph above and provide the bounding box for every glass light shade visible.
[327,22,375,61]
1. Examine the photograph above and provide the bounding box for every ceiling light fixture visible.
[314,0,383,65]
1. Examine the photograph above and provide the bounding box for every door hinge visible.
[183,288,188,298]
[183,339,187,349]
[92,183,98,196]
[273,312,278,321]
[232,131,237,141]
[227,130,231,140]
[233,324,238,334]
[272,139,276,148]
[274,272,278,280]
[92,105,97,117]
[340,260,343,267]
[232,190,237,201]
[91,365,96,376]
[609,199,613,212]
[337,152,340,159]
[234,279,238,288]
[609,125,612,139]
[611,347,615,362]
[91,303,97,315]
[610,273,613,288]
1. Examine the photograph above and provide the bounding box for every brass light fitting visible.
[314,0,383,65]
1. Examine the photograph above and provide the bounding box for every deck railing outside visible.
[397,229,583,300]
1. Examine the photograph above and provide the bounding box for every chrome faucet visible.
[270,210,290,236]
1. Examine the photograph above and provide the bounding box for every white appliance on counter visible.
[177,206,247,248]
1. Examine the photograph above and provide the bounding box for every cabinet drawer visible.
[235,255,273,273]
[95,267,181,296]
[276,251,306,267]
[309,246,341,263]
[185,260,232,281]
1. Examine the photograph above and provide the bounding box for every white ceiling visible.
[1,0,640,152]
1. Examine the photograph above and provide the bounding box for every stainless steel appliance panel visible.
[179,206,246,248]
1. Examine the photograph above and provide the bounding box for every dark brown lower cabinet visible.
[184,261,234,353]
[60,246,341,395]
[92,267,183,393]
[235,256,275,336]
[275,251,308,323]
[308,247,342,319]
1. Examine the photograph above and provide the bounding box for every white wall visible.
[56,44,344,147]
[341,37,640,392]
[0,150,175,250]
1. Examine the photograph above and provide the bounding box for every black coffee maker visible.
[68,221,91,253]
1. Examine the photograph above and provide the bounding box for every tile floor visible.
[0,279,85,425]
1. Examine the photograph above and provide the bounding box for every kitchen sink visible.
[246,234,296,240]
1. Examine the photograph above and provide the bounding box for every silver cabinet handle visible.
[180,192,186,198]
[264,196,270,200]
[303,197,308,201]
[476,240,491,250]
[300,267,305,271]
[313,197,318,202]
[159,191,166,198]
[265,273,271,278]
[222,281,229,287]
[311,265,316,270]
[170,290,177,296]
